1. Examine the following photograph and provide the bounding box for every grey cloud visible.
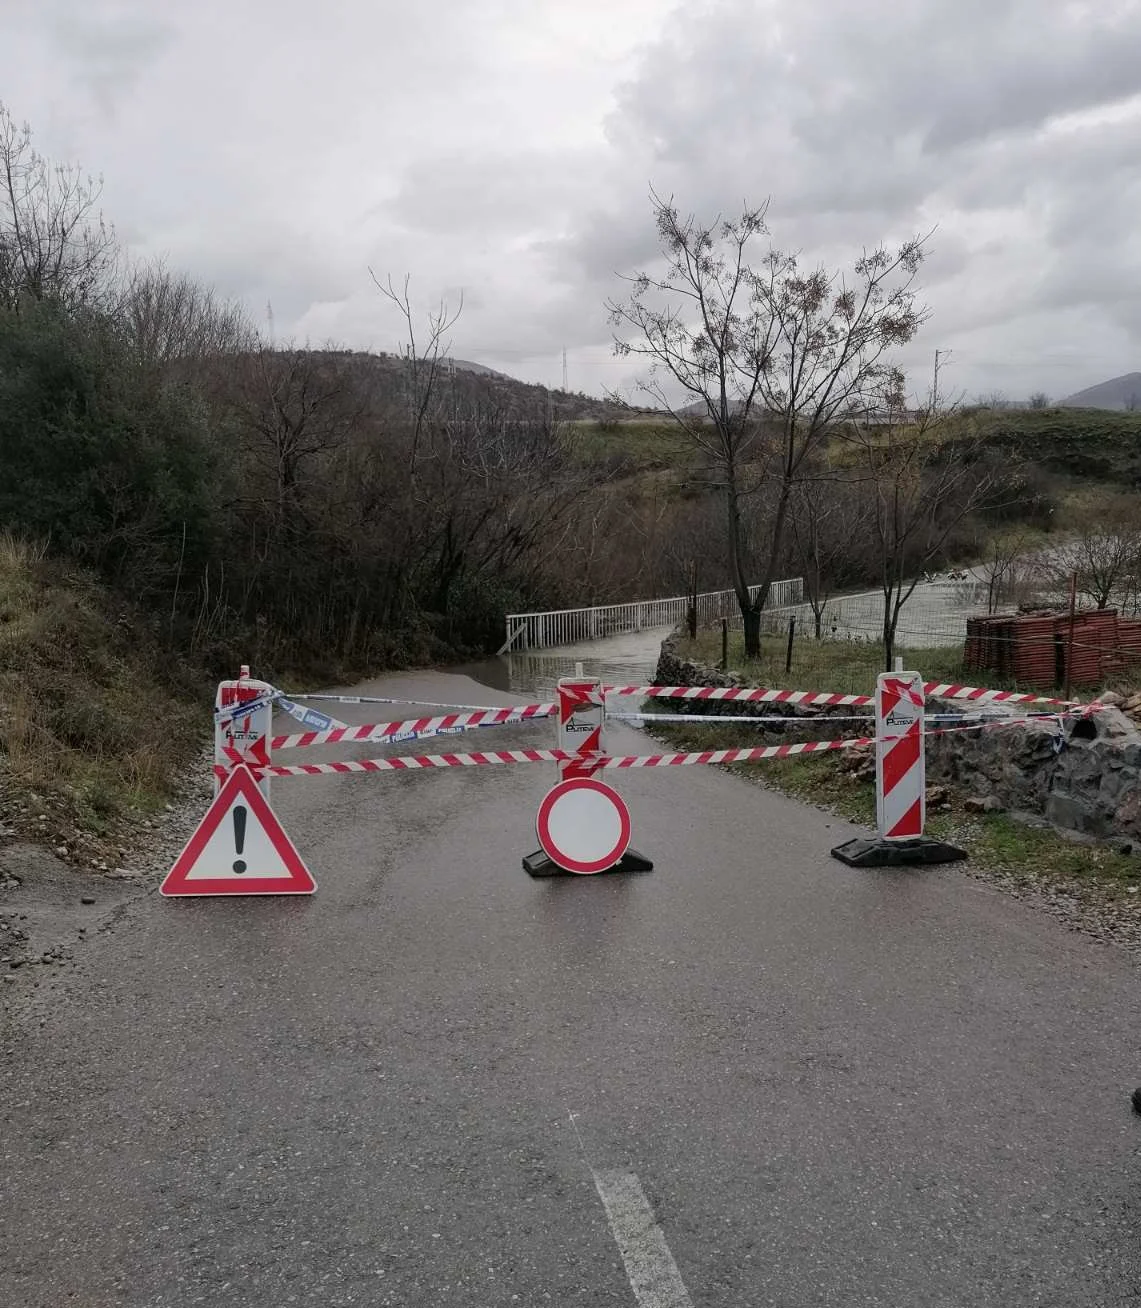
[570,0,1141,399]
[386,147,603,238]
[49,10,173,114]
[7,0,1141,400]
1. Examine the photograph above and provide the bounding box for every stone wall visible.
[655,630,1141,843]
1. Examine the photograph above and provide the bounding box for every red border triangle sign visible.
[161,764,316,897]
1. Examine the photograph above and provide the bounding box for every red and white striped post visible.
[876,671,925,840]
[831,668,966,867]
[214,665,275,799]
[556,675,606,778]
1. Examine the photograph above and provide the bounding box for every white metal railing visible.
[499,577,804,653]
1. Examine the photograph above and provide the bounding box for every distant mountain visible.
[444,357,512,380]
[1058,372,1141,411]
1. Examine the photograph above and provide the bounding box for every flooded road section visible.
[460,626,672,703]
[3,639,1141,1307]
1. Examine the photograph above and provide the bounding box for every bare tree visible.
[369,271,463,467]
[117,258,252,367]
[608,190,929,655]
[233,345,366,536]
[844,355,999,667]
[789,478,872,637]
[0,102,117,310]
[1028,391,1050,410]
[978,527,1036,614]
[1045,497,1141,610]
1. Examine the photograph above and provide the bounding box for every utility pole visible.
[933,348,951,410]
[266,299,275,347]
[562,346,568,392]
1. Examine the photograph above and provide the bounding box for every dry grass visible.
[0,542,209,844]
[676,628,969,696]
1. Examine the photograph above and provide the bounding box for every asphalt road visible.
[4,664,1141,1306]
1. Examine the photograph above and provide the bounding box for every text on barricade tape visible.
[214,691,279,724]
[277,692,545,713]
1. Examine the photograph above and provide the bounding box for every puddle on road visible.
[459,627,672,702]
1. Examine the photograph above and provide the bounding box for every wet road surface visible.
[4,649,1141,1306]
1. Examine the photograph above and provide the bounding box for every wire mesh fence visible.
[501,576,803,652]
[691,584,1141,696]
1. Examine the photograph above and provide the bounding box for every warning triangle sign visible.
[161,765,316,897]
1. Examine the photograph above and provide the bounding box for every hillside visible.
[339,349,662,423]
[1059,372,1141,412]
[957,406,1141,483]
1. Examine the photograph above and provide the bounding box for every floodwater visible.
[460,625,673,701]
[460,577,976,702]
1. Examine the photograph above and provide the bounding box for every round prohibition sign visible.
[536,777,632,874]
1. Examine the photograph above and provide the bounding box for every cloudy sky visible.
[3,0,1141,403]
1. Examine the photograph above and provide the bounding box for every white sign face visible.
[556,678,604,752]
[161,765,316,897]
[536,777,631,874]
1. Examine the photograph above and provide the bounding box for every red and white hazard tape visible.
[922,681,1087,707]
[225,740,861,779]
[223,748,562,778]
[271,704,553,751]
[602,682,1089,708]
[603,684,874,707]
[229,712,1057,780]
[251,684,1092,742]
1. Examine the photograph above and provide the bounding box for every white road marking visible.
[591,1169,695,1308]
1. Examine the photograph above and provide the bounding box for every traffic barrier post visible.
[165,667,313,897]
[522,669,653,877]
[831,670,967,868]
[214,665,275,799]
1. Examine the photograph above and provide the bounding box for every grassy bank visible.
[674,628,968,695]
[0,535,211,863]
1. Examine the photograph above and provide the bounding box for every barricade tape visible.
[272,705,554,751]
[601,682,1089,708]
[215,691,279,724]
[608,709,1080,726]
[223,713,1059,780]
[279,692,555,713]
[603,685,873,707]
[277,697,348,732]
[219,680,1096,731]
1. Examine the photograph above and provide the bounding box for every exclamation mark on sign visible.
[232,805,247,874]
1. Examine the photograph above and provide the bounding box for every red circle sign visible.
[536,777,632,874]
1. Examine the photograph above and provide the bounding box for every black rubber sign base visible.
[522,848,655,878]
[830,836,968,868]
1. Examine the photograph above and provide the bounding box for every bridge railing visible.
[500,578,804,653]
